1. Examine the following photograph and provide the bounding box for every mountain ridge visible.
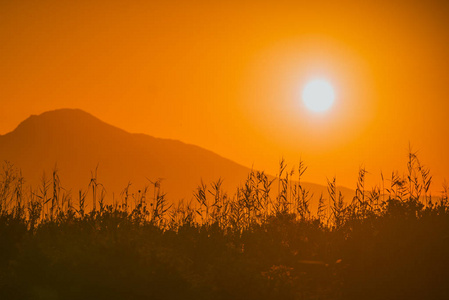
[0,108,354,207]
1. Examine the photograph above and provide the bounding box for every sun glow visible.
[302,79,335,112]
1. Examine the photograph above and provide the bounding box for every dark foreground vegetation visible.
[1,153,449,299]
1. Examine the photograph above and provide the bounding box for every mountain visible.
[0,109,354,209]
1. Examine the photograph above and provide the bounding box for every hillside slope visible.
[0,109,354,207]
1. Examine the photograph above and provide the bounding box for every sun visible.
[302,79,335,112]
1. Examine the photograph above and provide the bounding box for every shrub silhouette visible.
[0,153,448,299]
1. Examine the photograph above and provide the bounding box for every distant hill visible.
[0,109,354,209]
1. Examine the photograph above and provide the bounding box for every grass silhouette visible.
[0,152,448,299]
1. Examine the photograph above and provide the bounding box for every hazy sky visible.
[1,0,449,191]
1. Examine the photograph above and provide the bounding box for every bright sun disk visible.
[302,79,335,112]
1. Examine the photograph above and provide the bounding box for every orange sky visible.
[1,0,449,192]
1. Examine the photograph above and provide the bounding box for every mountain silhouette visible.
[0,109,353,208]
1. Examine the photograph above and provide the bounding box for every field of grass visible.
[1,154,449,299]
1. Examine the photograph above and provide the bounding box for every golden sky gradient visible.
[1,0,449,191]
